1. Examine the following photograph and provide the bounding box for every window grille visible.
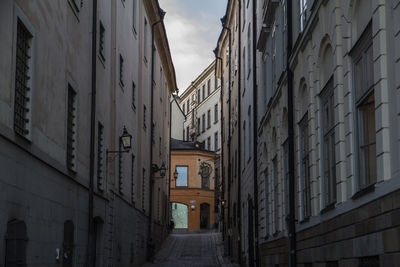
[97,123,104,191]
[14,19,32,137]
[67,86,77,171]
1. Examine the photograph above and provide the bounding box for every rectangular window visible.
[207,110,211,128]
[207,79,211,95]
[119,54,124,86]
[243,48,246,84]
[197,89,200,104]
[282,140,289,218]
[215,132,219,151]
[159,137,162,156]
[264,169,269,237]
[197,118,201,135]
[186,126,189,141]
[183,129,185,141]
[214,104,218,123]
[144,18,148,61]
[321,79,336,205]
[202,114,206,133]
[99,22,105,60]
[132,82,136,108]
[182,104,185,115]
[186,99,189,113]
[243,122,246,163]
[142,168,145,211]
[299,113,311,219]
[118,140,123,194]
[202,85,205,101]
[131,155,135,203]
[97,123,104,191]
[132,0,137,33]
[207,137,211,150]
[273,157,279,232]
[300,0,308,32]
[353,25,376,189]
[67,85,77,171]
[247,24,251,76]
[14,19,33,137]
[175,166,188,187]
[143,105,147,129]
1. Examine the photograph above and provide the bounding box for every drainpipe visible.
[87,0,98,266]
[222,21,232,256]
[148,10,165,259]
[286,0,296,266]
[213,51,225,241]
[252,0,260,266]
[237,0,242,263]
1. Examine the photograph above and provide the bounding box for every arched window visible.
[63,220,74,267]
[5,219,28,266]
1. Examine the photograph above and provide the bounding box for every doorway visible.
[200,203,210,229]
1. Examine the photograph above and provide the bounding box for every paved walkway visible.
[141,230,240,267]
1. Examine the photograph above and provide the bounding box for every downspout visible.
[286,0,296,266]
[168,98,172,226]
[222,22,232,256]
[252,0,260,266]
[213,51,225,241]
[237,0,242,263]
[148,11,165,258]
[87,0,98,265]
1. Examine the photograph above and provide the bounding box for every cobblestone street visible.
[142,231,239,267]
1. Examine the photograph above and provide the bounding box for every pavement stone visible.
[141,230,240,267]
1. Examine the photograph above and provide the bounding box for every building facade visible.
[218,0,400,266]
[170,139,216,230]
[0,0,177,266]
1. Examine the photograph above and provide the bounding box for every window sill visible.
[352,183,375,200]
[320,202,335,214]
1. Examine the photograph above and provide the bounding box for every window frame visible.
[175,165,189,188]
[299,113,311,220]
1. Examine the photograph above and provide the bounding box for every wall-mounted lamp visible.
[107,126,133,155]
[221,200,226,206]
[191,205,195,210]
[152,162,167,179]
[173,168,178,180]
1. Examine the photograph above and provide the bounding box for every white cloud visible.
[160,0,222,94]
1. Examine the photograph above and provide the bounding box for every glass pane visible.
[176,166,188,187]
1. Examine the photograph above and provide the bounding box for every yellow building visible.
[170,139,216,230]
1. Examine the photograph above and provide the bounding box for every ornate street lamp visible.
[173,168,179,180]
[120,126,132,151]
[152,162,167,179]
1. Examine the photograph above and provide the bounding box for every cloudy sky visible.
[159,0,228,94]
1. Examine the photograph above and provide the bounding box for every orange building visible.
[170,139,216,230]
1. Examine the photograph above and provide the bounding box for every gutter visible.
[148,9,165,259]
[252,0,260,266]
[286,0,297,266]
[87,0,98,265]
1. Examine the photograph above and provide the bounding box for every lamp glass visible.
[160,163,166,177]
[121,127,132,150]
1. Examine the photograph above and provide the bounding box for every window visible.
[264,169,269,237]
[207,79,211,95]
[202,85,205,101]
[214,104,218,123]
[67,85,77,171]
[175,166,188,187]
[197,89,201,104]
[243,122,246,163]
[63,221,74,267]
[183,129,185,141]
[300,0,308,32]
[143,105,147,129]
[119,54,124,86]
[271,23,277,89]
[353,25,376,189]
[243,47,246,84]
[5,220,27,266]
[99,22,105,60]
[299,113,311,219]
[215,132,219,151]
[321,79,336,206]
[358,256,379,267]
[118,139,123,194]
[14,19,33,137]
[144,18,148,61]
[282,140,289,218]
[207,110,211,128]
[159,137,162,156]
[132,0,137,33]
[182,104,185,114]
[97,123,104,191]
[273,157,279,232]
[215,76,218,90]
[202,114,206,133]
[131,155,135,203]
[186,126,189,141]
[142,168,146,210]
[132,82,136,108]
[242,0,246,28]
[207,137,211,150]
[247,24,251,76]
[186,99,189,113]
[197,118,201,135]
